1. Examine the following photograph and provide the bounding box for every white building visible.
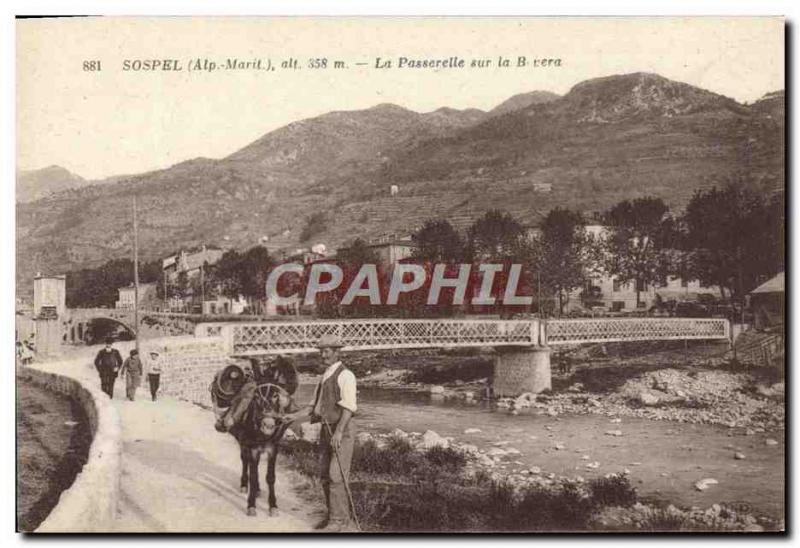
[115,283,158,310]
[33,274,66,318]
[564,224,721,312]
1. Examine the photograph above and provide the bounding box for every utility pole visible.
[133,196,140,354]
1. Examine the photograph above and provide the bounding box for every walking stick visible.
[323,420,361,532]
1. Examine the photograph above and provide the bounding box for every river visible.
[295,383,784,521]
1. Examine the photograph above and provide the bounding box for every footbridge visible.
[196,317,730,396]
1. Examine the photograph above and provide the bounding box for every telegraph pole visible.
[133,196,140,354]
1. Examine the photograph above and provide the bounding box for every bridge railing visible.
[217,319,543,356]
[203,317,730,356]
[546,317,730,346]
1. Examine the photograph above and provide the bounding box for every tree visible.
[66,257,164,308]
[412,219,465,263]
[317,238,382,318]
[538,208,591,315]
[238,246,275,313]
[300,212,328,242]
[683,184,783,300]
[210,250,245,300]
[467,210,527,261]
[602,197,675,308]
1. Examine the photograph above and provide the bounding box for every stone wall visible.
[19,363,122,533]
[142,335,230,407]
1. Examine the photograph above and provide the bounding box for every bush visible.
[282,437,646,532]
[423,445,467,471]
[589,474,638,508]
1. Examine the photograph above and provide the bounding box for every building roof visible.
[750,272,784,294]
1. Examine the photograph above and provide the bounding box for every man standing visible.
[94,338,122,398]
[146,350,162,402]
[288,334,357,532]
[120,349,143,401]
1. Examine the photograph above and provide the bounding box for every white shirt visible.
[309,361,357,414]
[145,354,162,374]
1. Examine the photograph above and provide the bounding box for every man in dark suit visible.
[94,338,123,398]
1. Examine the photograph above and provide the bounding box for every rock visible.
[463,428,482,434]
[356,432,373,443]
[765,439,779,446]
[585,461,600,469]
[567,382,584,392]
[605,430,623,437]
[734,452,746,460]
[623,468,631,475]
[505,448,522,455]
[553,443,566,450]
[546,408,559,417]
[463,391,475,401]
[609,418,622,423]
[391,428,408,438]
[283,429,299,441]
[639,392,660,406]
[529,466,541,474]
[745,429,755,436]
[580,455,590,460]
[487,447,508,456]
[477,454,495,467]
[629,462,642,466]
[492,441,510,446]
[430,385,445,394]
[420,430,449,449]
[460,444,479,455]
[694,478,718,491]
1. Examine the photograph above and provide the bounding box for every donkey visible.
[216,357,299,516]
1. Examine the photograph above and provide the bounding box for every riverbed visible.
[295,384,784,521]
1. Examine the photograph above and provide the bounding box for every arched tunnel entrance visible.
[81,317,136,345]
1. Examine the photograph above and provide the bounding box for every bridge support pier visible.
[493,345,551,397]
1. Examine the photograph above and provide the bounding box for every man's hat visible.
[317,334,345,349]
[149,350,160,356]
[105,338,114,344]
[130,349,139,356]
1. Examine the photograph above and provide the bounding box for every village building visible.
[115,282,158,310]
[749,271,784,330]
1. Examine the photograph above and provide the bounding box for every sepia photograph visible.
[13,16,785,534]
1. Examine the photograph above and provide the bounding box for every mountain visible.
[15,73,784,297]
[377,72,783,220]
[16,165,89,203]
[489,90,560,116]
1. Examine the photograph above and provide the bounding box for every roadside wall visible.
[19,363,122,533]
[141,335,230,407]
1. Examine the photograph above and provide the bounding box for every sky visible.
[16,16,785,180]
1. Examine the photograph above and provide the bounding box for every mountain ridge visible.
[16,73,784,298]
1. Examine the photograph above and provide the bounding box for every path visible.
[35,350,318,533]
[111,393,317,532]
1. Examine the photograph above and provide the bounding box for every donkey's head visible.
[252,383,293,439]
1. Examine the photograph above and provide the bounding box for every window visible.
[613,279,621,292]
[681,278,688,288]
[611,301,625,311]
[636,279,646,292]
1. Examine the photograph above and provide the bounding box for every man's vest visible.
[311,364,348,425]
